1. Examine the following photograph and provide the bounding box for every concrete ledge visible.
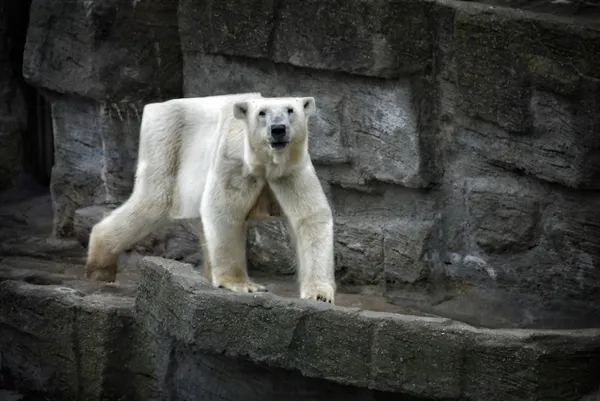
[0,279,139,400]
[2,253,600,400]
[136,256,600,401]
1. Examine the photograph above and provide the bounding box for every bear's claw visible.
[217,280,268,294]
[301,283,335,304]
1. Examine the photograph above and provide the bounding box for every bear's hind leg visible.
[86,195,167,282]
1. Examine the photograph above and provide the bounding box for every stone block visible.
[454,6,600,129]
[334,218,384,286]
[343,82,428,187]
[465,178,542,254]
[370,314,463,397]
[23,0,182,100]
[383,219,435,289]
[452,7,600,189]
[184,53,433,187]
[271,0,432,78]
[135,256,600,401]
[179,0,432,78]
[433,175,600,328]
[539,190,600,306]
[327,184,438,289]
[462,329,600,401]
[0,280,137,401]
[454,14,530,133]
[329,183,437,220]
[179,0,275,59]
[49,97,141,236]
[457,89,600,190]
[165,350,387,401]
[247,220,296,276]
[0,281,79,398]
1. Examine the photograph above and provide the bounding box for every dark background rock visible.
[0,0,30,190]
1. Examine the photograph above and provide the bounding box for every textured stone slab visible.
[23,0,182,101]
[431,175,600,329]
[0,280,139,401]
[452,6,600,188]
[383,219,435,290]
[179,0,432,78]
[179,0,275,59]
[49,97,141,236]
[136,256,600,401]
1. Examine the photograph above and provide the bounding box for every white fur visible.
[85,92,336,303]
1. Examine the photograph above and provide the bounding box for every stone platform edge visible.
[137,256,600,400]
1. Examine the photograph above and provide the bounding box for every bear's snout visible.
[270,124,287,138]
[270,124,289,149]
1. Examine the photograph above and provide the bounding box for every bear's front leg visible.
[200,175,267,294]
[269,167,336,303]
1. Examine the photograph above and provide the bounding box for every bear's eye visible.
[258,110,266,117]
[287,108,294,114]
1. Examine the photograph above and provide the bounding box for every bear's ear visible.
[301,97,316,117]
[233,101,249,120]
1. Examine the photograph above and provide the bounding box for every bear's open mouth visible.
[270,141,288,150]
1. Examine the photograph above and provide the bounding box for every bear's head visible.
[233,97,316,152]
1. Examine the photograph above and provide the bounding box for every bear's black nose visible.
[270,124,287,139]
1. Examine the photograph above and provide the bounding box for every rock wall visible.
[23,0,183,237]
[0,0,29,189]
[20,0,600,329]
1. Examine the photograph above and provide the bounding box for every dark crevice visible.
[2,0,54,190]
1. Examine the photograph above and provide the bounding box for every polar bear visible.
[85,93,336,303]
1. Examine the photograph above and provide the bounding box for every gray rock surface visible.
[179,0,432,78]
[3,247,600,400]
[136,256,600,401]
[22,0,183,236]
[23,0,182,101]
[0,280,138,400]
[450,6,600,189]
[48,97,141,236]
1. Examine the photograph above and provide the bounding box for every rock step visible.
[1,255,599,400]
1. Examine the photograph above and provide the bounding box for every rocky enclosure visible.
[6,0,598,330]
[1,0,600,399]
